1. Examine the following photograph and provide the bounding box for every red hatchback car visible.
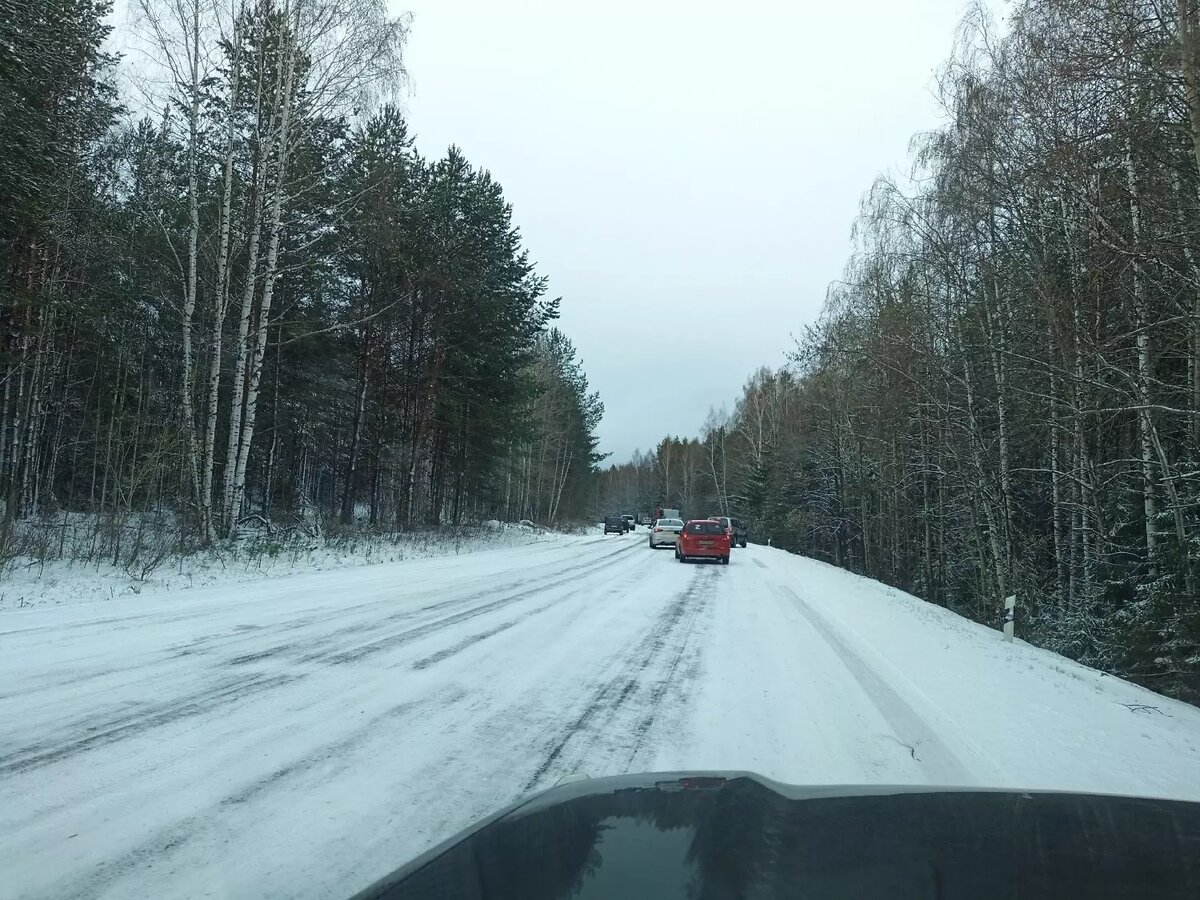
[676,519,731,565]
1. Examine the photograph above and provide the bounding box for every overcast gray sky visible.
[109,0,992,463]
[392,1,990,464]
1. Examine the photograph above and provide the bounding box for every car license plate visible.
[700,541,714,548]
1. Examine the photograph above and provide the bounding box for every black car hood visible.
[351,772,1200,899]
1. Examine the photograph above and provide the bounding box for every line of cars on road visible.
[602,514,636,534]
[605,512,749,565]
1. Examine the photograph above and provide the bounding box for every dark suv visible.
[603,515,627,535]
[712,516,748,548]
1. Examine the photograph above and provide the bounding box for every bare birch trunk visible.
[222,29,279,529]
[199,9,244,543]
[1050,355,1067,608]
[99,361,123,514]
[3,336,29,527]
[0,357,12,493]
[180,0,202,514]
[984,286,1013,573]
[1059,198,1089,606]
[1147,418,1197,596]
[1073,314,1093,606]
[263,325,282,519]
[1124,137,1157,561]
[1180,0,1200,164]
[1181,226,1200,450]
[1195,285,1200,447]
[340,336,369,525]
[21,317,49,517]
[551,448,573,522]
[961,330,1006,607]
[1195,280,1200,448]
[228,28,299,535]
[43,341,76,516]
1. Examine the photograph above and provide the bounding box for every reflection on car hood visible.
[351,771,1200,899]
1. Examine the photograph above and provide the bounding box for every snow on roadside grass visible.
[0,521,563,612]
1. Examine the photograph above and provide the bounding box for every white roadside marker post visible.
[1003,594,1016,642]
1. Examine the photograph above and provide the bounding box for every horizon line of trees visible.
[1,0,603,564]
[602,0,1200,703]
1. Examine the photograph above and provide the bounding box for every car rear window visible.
[686,521,724,534]
[660,519,683,526]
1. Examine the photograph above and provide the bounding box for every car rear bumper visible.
[679,545,729,557]
[650,532,680,545]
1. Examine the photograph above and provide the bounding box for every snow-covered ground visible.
[3,532,1199,899]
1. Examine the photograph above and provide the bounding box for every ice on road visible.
[4,532,1200,899]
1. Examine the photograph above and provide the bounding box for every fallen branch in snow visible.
[883,734,920,760]
[1122,703,1169,716]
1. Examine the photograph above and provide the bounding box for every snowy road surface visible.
[4,532,1200,898]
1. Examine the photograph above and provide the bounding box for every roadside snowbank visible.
[0,522,560,612]
[757,545,1200,799]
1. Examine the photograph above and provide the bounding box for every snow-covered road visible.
[4,532,1200,899]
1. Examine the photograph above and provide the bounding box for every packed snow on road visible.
[3,531,1200,899]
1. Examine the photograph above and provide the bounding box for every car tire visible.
[721,555,730,565]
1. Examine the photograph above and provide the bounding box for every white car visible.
[648,518,684,549]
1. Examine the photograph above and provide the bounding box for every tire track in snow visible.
[521,566,716,790]
[774,582,976,784]
[303,541,643,666]
[47,684,469,900]
[409,616,537,671]
[406,539,661,673]
[2,543,646,776]
[183,541,640,664]
[219,684,468,807]
[623,572,714,766]
[0,540,626,704]
[0,672,302,776]
[0,537,612,640]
